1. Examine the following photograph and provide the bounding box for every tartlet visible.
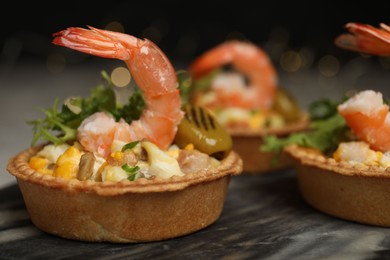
[268,89,390,227]
[187,40,309,174]
[283,20,390,226]
[6,26,244,243]
[228,113,309,173]
[285,145,390,227]
[7,145,242,242]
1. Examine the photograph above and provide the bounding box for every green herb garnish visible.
[121,164,140,181]
[29,99,77,146]
[261,96,353,160]
[190,69,220,93]
[28,70,146,146]
[112,88,145,123]
[308,98,339,121]
[177,70,192,104]
[121,141,140,152]
[178,69,220,104]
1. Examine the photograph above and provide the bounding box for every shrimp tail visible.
[335,23,390,56]
[53,26,138,60]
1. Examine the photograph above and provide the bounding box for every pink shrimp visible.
[338,90,390,152]
[53,26,183,157]
[76,112,137,158]
[335,22,390,56]
[189,40,277,109]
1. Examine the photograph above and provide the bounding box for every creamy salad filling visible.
[212,107,285,130]
[29,140,221,182]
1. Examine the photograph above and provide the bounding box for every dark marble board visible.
[2,170,390,260]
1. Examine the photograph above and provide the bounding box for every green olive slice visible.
[174,104,232,159]
[272,88,302,122]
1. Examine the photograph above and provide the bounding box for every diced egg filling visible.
[195,72,291,130]
[333,141,390,168]
[213,107,286,130]
[142,141,184,179]
[29,140,221,182]
[36,143,70,164]
[101,165,129,182]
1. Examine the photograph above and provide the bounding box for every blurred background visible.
[2,2,390,75]
[1,2,390,187]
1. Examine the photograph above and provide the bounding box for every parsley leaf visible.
[112,88,145,123]
[177,70,192,104]
[121,141,139,152]
[121,164,140,181]
[178,69,220,104]
[28,70,145,146]
[261,97,353,158]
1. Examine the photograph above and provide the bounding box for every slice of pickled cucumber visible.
[174,104,232,159]
[272,88,302,122]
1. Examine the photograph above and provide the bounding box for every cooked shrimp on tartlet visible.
[185,40,308,173]
[7,26,243,243]
[261,21,390,226]
[23,26,239,182]
[262,89,390,227]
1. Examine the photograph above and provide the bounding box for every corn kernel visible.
[185,144,194,150]
[29,156,52,175]
[249,113,265,129]
[53,146,82,180]
[111,151,124,160]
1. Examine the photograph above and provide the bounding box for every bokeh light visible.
[111,67,131,87]
[105,21,125,33]
[280,50,302,72]
[318,55,340,77]
[299,48,315,70]
[141,20,170,44]
[265,26,289,62]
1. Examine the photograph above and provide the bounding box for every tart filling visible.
[263,89,390,226]
[8,145,242,194]
[186,70,305,132]
[27,140,222,183]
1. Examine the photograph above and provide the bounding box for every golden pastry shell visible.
[285,144,390,227]
[228,113,309,174]
[7,145,243,243]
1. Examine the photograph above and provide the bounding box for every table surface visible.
[2,60,390,259]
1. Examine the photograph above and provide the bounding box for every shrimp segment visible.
[53,26,183,156]
[338,90,390,152]
[189,40,277,109]
[335,23,390,56]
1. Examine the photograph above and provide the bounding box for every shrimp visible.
[76,112,137,158]
[337,90,390,152]
[53,26,183,157]
[335,23,390,152]
[189,40,277,109]
[335,22,390,56]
